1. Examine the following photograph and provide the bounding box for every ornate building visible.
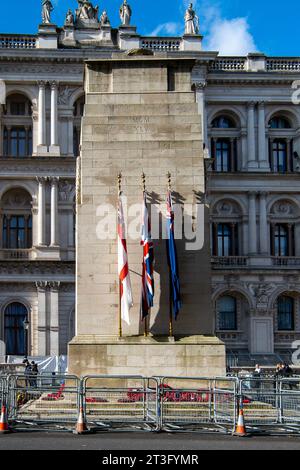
[0,1,299,366]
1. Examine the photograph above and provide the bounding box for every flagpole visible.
[118,172,123,338]
[167,172,174,338]
[142,172,149,338]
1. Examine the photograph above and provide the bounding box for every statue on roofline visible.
[120,0,132,26]
[42,0,53,24]
[76,0,99,22]
[184,3,199,35]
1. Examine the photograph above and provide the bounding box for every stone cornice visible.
[0,157,76,178]
[207,74,299,85]
[0,261,75,277]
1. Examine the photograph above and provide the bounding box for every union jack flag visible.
[140,192,154,320]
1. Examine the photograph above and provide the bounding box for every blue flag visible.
[166,190,182,319]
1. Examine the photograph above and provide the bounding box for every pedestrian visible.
[31,361,39,388]
[24,360,32,388]
[283,363,295,390]
[252,364,262,399]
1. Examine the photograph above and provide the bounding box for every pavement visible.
[0,431,299,451]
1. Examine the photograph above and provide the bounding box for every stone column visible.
[37,177,47,246]
[49,81,60,155]
[37,81,47,154]
[49,282,60,355]
[248,192,257,255]
[36,281,47,356]
[247,102,258,169]
[194,82,208,148]
[68,117,74,156]
[259,191,268,255]
[50,177,59,247]
[258,102,269,170]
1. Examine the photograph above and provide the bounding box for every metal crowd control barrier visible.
[0,376,6,409]
[82,375,159,432]
[6,374,80,431]
[279,378,300,429]
[159,376,238,433]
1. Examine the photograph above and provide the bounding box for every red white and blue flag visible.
[140,192,155,320]
[118,194,133,325]
[166,190,182,319]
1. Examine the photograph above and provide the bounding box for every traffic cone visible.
[233,407,248,437]
[73,406,90,434]
[0,405,10,434]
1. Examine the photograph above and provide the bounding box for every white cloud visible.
[149,22,182,37]
[205,16,257,55]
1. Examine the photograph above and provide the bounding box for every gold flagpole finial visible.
[167,172,172,191]
[118,172,122,195]
[141,172,146,193]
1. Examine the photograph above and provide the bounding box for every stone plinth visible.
[37,24,58,49]
[69,335,226,377]
[71,56,225,377]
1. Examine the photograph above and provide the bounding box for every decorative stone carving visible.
[75,1,99,27]
[213,200,241,216]
[58,86,75,105]
[247,283,276,310]
[59,180,75,201]
[272,200,294,216]
[41,0,53,24]
[120,0,132,26]
[184,3,199,35]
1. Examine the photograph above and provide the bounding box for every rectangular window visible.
[278,297,294,330]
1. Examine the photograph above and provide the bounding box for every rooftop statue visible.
[76,0,99,25]
[100,10,110,26]
[184,3,199,35]
[65,9,74,26]
[120,0,132,26]
[41,0,53,24]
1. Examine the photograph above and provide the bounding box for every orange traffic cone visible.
[0,405,10,434]
[233,406,248,437]
[74,406,90,434]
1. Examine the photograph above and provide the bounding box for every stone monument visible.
[68,55,226,377]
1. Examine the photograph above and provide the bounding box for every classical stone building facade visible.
[0,2,299,366]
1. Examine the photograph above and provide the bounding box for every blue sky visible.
[1,0,299,56]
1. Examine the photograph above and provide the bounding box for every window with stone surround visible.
[4,302,29,356]
[268,115,294,173]
[1,188,32,249]
[2,93,33,157]
[217,295,237,331]
[209,114,239,172]
[277,295,294,331]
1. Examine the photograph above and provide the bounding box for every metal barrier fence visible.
[82,375,159,432]
[159,377,238,433]
[0,374,299,434]
[6,374,80,431]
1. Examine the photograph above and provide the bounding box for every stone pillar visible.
[248,192,257,255]
[37,81,47,154]
[258,102,269,170]
[37,177,47,246]
[259,192,268,255]
[247,102,258,169]
[194,82,208,147]
[50,177,59,247]
[68,117,74,156]
[49,81,60,155]
[49,282,60,355]
[36,281,47,356]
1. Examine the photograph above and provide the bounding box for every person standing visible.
[31,361,39,388]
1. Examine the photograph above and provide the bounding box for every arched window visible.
[1,188,32,249]
[212,116,236,129]
[218,296,237,330]
[271,139,288,173]
[3,94,33,157]
[269,116,291,129]
[277,295,294,331]
[215,139,230,172]
[4,302,28,355]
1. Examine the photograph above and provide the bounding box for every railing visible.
[272,257,300,267]
[0,34,37,49]
[209,58,246,71]
[212,256,248,267]
[140,37,181,51]
[266,58,300,71]
[0,249,32,260]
